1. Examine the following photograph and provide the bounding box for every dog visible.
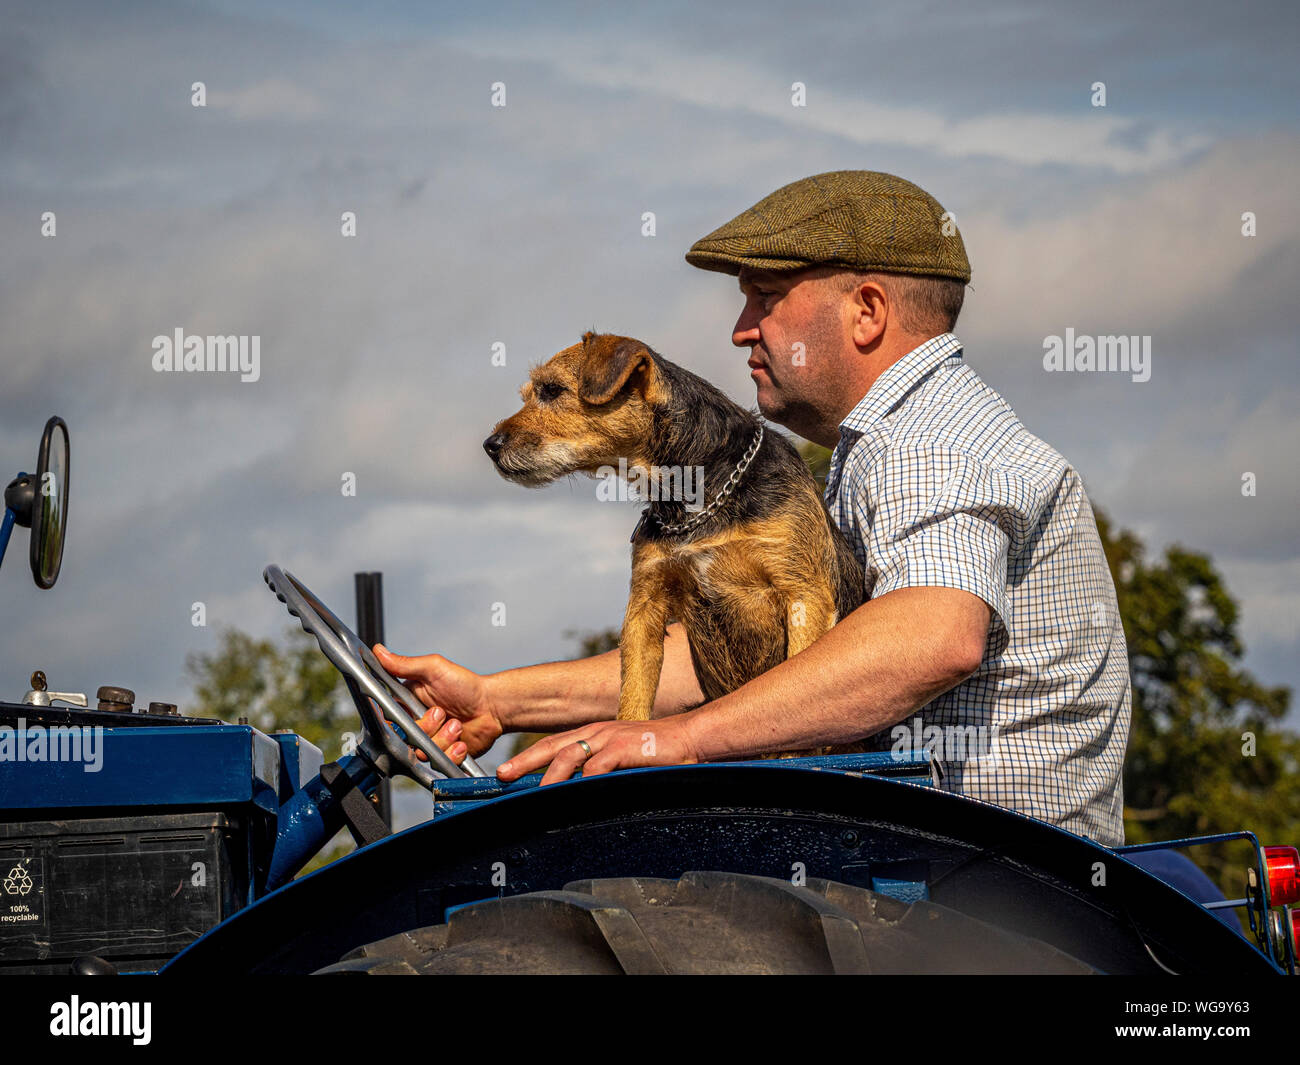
[483,331,866,754]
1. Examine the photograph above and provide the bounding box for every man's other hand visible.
[498,716,699,785]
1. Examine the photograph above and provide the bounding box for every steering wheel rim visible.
[263,564,486,785]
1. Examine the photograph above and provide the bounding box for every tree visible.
[1099,508,1299,882]
[186,626,401,875]
[800,440,831,491]
[185,627,353,757]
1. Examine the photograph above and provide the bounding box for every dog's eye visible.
[535,381,566,403]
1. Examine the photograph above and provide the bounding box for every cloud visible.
[959,135,1300,342]
[2,0,1297,737]
[207,78,325,120]
[445,28,1211,175]
[1108,387,1299,558]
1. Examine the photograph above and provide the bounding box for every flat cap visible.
[685,170,970,283]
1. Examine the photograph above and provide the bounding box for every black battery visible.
[0,811,245,974]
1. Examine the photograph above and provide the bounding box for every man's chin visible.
[755,391,821,441]
[752,383,784,421]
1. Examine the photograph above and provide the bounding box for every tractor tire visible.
[314,870,1096,974]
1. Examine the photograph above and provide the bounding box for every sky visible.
[1,0,1297,826]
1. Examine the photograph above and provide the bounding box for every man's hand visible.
[499,715,700,785]
[372,645,503,766]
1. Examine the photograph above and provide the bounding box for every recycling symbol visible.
[3,861,33,896]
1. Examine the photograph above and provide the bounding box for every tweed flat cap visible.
[685,170,970,283]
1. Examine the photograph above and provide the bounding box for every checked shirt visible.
[824,333,1131,845]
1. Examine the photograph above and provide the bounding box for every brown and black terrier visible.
[484,332,865,753]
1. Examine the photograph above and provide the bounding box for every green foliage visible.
[186,627,363,876]
[799,440,832,494]
[564,626,621,659]
[1098,509,1299,883]
[185,626,353,758]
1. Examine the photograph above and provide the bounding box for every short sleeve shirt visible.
[824,333,1131,845]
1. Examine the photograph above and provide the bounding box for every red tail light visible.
[1265,846,1300,906]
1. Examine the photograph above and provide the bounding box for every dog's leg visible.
[776,579,838,659]
[762,573,846,759]
[783,582,870,755]
[616,558,673,722]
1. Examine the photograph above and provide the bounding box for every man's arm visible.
[490,621,705,733]
[498,585,991,783]
[374,623,705,760]
[683,586,988,759]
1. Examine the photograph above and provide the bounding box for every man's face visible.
[733,266,850,442]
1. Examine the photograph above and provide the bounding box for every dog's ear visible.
[578,336,662,406]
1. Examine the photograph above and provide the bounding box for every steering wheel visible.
[263,564,487,786]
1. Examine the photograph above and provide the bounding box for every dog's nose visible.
[483,433,507,459]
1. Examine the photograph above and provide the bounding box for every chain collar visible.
[630,424,765,542]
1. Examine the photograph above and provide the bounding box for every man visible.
[376,170,1131,845]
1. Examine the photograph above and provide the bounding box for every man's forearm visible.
[488,622,705,734]
[679,586,990,761]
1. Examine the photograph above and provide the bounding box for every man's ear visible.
[579,336,661,405]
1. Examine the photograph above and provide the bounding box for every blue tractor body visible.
[0,702,1291,975]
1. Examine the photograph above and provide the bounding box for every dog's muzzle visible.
[483,431,561,486]
[483,423,587,487]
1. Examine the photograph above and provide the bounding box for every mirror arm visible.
[0,507,15,571]
[1,472,35,578]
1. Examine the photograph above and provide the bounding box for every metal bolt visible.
[96,686,135,712]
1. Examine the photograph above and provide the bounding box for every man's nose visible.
[732,307,762,348]
[483,432,507,459]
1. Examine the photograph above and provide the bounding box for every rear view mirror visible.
[32,416,70,588]
[2,416,71,590]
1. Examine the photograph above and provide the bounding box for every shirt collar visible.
[838,332,964,437]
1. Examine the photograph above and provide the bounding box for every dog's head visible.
[484,331,667,486]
